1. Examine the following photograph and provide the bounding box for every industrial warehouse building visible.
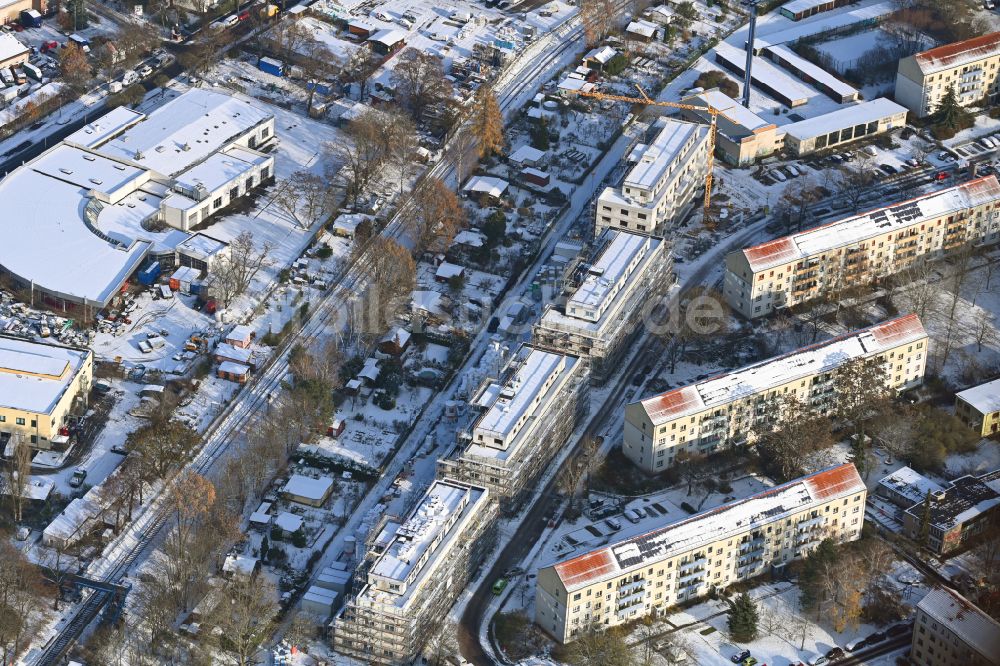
[715,41,815,108]
[536,464,867,643]
[595,119,710,236]
[0,89,275,314]
[912,586,1000,666]
[723,176,1000,319]
[955,377,1000,437]
[438,345,588,511]
[333,480,497,665]
[780,97,908,156]
[0,336,92,451]
[778,0,854,21]
[896,32,1000,118]
[623,315,928,472]
[533,229,672,383]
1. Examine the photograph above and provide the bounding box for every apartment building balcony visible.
[678,556,708,573]
[618,579,646,596]
[798,516,823,529]
[616,589,646,608]
[737,561,761,576]
[795,532,821,548]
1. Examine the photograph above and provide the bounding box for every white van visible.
[122,70,139,86]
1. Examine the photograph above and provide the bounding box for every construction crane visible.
[574,84,725,219]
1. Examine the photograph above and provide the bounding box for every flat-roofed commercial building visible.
[898,468,1000,554]
[896,32,1000,118]
[912,586,1000,665]
[623,315,927,472]
[778,0,854,21]
[680,89,781,166]
[438,345,588,511]
[764,45,859,103]
[0,89,275,314]
[781,98,907,156]
[595,119,709,236]
[333,480,497,665]
[955,377,1000,437]
[724,176,1000,319]
[533,229,672,383]
[0,336,92,451]
[715,41,815,107]
[536,464,866,643]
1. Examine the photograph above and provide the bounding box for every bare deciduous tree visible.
[210,575,278,666]
[390,50,453,122]
[210,231,273,309]
[273,170,335,230]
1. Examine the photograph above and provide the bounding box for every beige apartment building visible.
[896,32,1000,118]
[911,586,1000,666]
[438,345,588,512]
[595,119,710,236]
[333,479,497,665]
[623,315,928,473]
[0,336,92,451]
[536,464,867,643]
[533,229,672,384]
[955,377,1000,437]
[724,175,1000,319]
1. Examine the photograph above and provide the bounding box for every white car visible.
[138,64,153,78]
[770,169,787,182]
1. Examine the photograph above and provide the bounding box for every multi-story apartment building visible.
[595,119,709,236]
[623,315,928,473]
[911,586,1000,666]
[724,176,1000,319]
[437,345,588,512]
[333,479,497,665]
[955,377,1000,437]
[535,464,867,643]
[533,229,672,384]
[0,336,92,451]
[896,32,1000,118]
[896,468,1000,555]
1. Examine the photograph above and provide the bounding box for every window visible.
[230,186,239,200]
[261,166,270,180]
[261,127,270,139]
[213,197,223,209]
[246,177,254,190]
[0,415,4,422]
[15,417,25,426]
[30,420,36,427]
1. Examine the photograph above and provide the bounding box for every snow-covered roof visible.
[556,76,595,93]
[781,98,906,142]
[473,347,570,447]
[174,145,268,194]
[227,324,254,344]
[368,28,406,46]
[379,326,411,349]
[624,119,706,191]
[435,261,464,280]
[550,464,865,591]
[65,106,145,149]
[44,495,101,544]
[918,587,1000,660]
[715,41,815,104]
[583,45,617,64]
[361,480,486,608]
[0,337,90,415]
[282,474,333,502]
[410,290,446,315]
[781,0,837,14]
[682,88,774,136]
[171,265,201,283]
[754,1,895,50]
[249,501,272,524]
[275,511,304,533]
[177,233,228,260]
[99,88,273,177]
[222,554,258,576]
[913,32,1000,75]
[740,176,1000,272]
[332,212,371,235]
[508,144,546,165]
[626,19,658,38]
[0,33,28,63]
[463,176,508,198]
[764,45,858,99]
[218,361,250,376]
[637,315,927,425]
[956,377,1000,415]
[567,230,652,321]
[216,343,252,364]
[877,466,946,506]
[453,229,486,247]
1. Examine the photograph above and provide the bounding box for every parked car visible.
[770,169,787,182]
[69,468,87,488]
[935,171,950,181]
[731,650,751,663]
[826,647,844,659]
[880,164,898,175]
[138,64,153,78]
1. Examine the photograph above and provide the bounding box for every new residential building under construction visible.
[535,464,867,643]
[623,315,928,472]
[437,345,588,512]
[533,228,672,384]
[333,479,498,665]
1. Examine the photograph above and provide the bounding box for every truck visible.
[0,68,14,87]
[122,70,139,85]
[19,9,42,28]
[258,57,283,77]
[22,62,42,82]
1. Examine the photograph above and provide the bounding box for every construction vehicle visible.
[573,84,728,220]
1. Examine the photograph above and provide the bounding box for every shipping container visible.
[137,261,161,286]
[258,57,283,77]
[19,9,42,27]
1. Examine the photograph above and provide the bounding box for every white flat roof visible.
[218,361,250,375]
[781,0,835,13]
[283,474,333,501]
[0,337,89,414]
[568,231,650,316]
[877,466,946,505]
[765,44,858,98]
[956,377,1000,414]
[625,119,703,191]
[178,233,228,259]
[716,41,815,104]
[369,28,406,45]
[99,88,273,177]
[174,146,265,193]
[684,89,773,133]
[781,97,906,141]
[918,587,1000,661]
[66,106,146,148]
[475,347,565,442]
[0,33,28,62]
[549,464,865,591]
[754,1,895,50]
[509,144,545,164]
[638,315,926,425]
[626,20,657,37]
[741,176,1000,272]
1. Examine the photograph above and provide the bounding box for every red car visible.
[237,10,250,20]
[935,171,950,181]
[40,40,57,52]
